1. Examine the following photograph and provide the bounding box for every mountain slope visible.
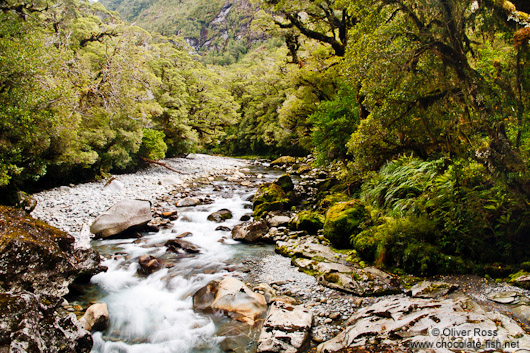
[99,0,266,62]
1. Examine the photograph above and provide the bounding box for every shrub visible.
[138,129,167,161]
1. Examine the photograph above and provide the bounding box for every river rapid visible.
[32,155,283,353]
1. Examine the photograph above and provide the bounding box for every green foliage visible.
[323,200,369,248]
[139,129,167,160]
[309,83,360,163]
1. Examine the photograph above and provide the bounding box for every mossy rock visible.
[318,193,350,210]
[323,200,369,249]
[270,156,296,167]
[274,174,294,192]
[290,211,324,234]
[253,183,290,219]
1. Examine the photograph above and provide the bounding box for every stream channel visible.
[78,166,284,353]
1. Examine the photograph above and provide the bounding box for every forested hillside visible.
[2,0,530,273]
[99,0,267,64]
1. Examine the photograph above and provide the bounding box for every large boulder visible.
[79,303,109,332]
[289,211,324,234]
[90,199,152,238]
[317,295,530,353]
[270,156,296,167]
[253,183,290,219]
[0,290,93,353]
[257,301,312,353]
[0,206,103,297]
[0,206,102,353]
[232,220,270,243]
[323,200,369,248]
[318,266,400,296]
[193,277,267,325]
[275,174,294,192]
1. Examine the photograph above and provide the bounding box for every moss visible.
[323,200,369,249]
[274,174,294,192]
[270,156,296,167]
[318,193,350,210]
[508,270,530,289]
[252,183,290,218]
[323,272,341,285]
[290,211,324,234]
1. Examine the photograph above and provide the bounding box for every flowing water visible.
[82,167,282,353]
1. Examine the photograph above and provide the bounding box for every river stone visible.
[176,197,201,207]
[267,215,291,227]
[138,255,163,274]
[207,209,233,223]
[79,303,109,332]
[232,220,269,243]
[1,290,93,352]
[90,199,152,238]
[257,301,312,353]
[276,236,349,263]
[407,281,459,299]
[488,291,520,304]
[193,277,267,325]
[165,239,201,254]
[0,206,103,297]
[317,295,530,353]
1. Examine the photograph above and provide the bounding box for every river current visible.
[83,167,282,353]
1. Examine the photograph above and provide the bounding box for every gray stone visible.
[408,281,459,299]
[232,220,270,242]
[175,197,201,207]
[268,215,291,227]
[257,301,312,353]
[276,237,349,263]
[90,199,152,238]
[318,267,400,297]
[317,295,530,353]
[488,291,520,304]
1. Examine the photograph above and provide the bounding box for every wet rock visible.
[175,197,201,207]
[407,281,459,298]
[208,209,233,223]
[0,290,92,353]
[317,295,530,353]
[257,301,312,353]
[216,226,231,232]
[176,232,193,238]
[232,220,270,243]
[90,199,152,238]
[165,239,201,254]
[240,215,251,222]
[138,255,163,274]
[0,206,103,297]
[161,210,179,219]
[488,291,521,304]
[193,277,267,325]
[79,303,109,331]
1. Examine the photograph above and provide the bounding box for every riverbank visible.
[32,154,249,245]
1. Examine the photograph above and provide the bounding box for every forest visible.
[1,0,530,274]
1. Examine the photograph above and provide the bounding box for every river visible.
[80,166,282,353]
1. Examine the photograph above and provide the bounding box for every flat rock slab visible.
[488,291,521,304]
[257,302,312,353]
[276,236,349,263]
[318,267,400,297]
[407,281,459,299]
[90,199,152,238]
[317,295,530,353]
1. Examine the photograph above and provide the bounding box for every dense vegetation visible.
[2,0,530,275]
